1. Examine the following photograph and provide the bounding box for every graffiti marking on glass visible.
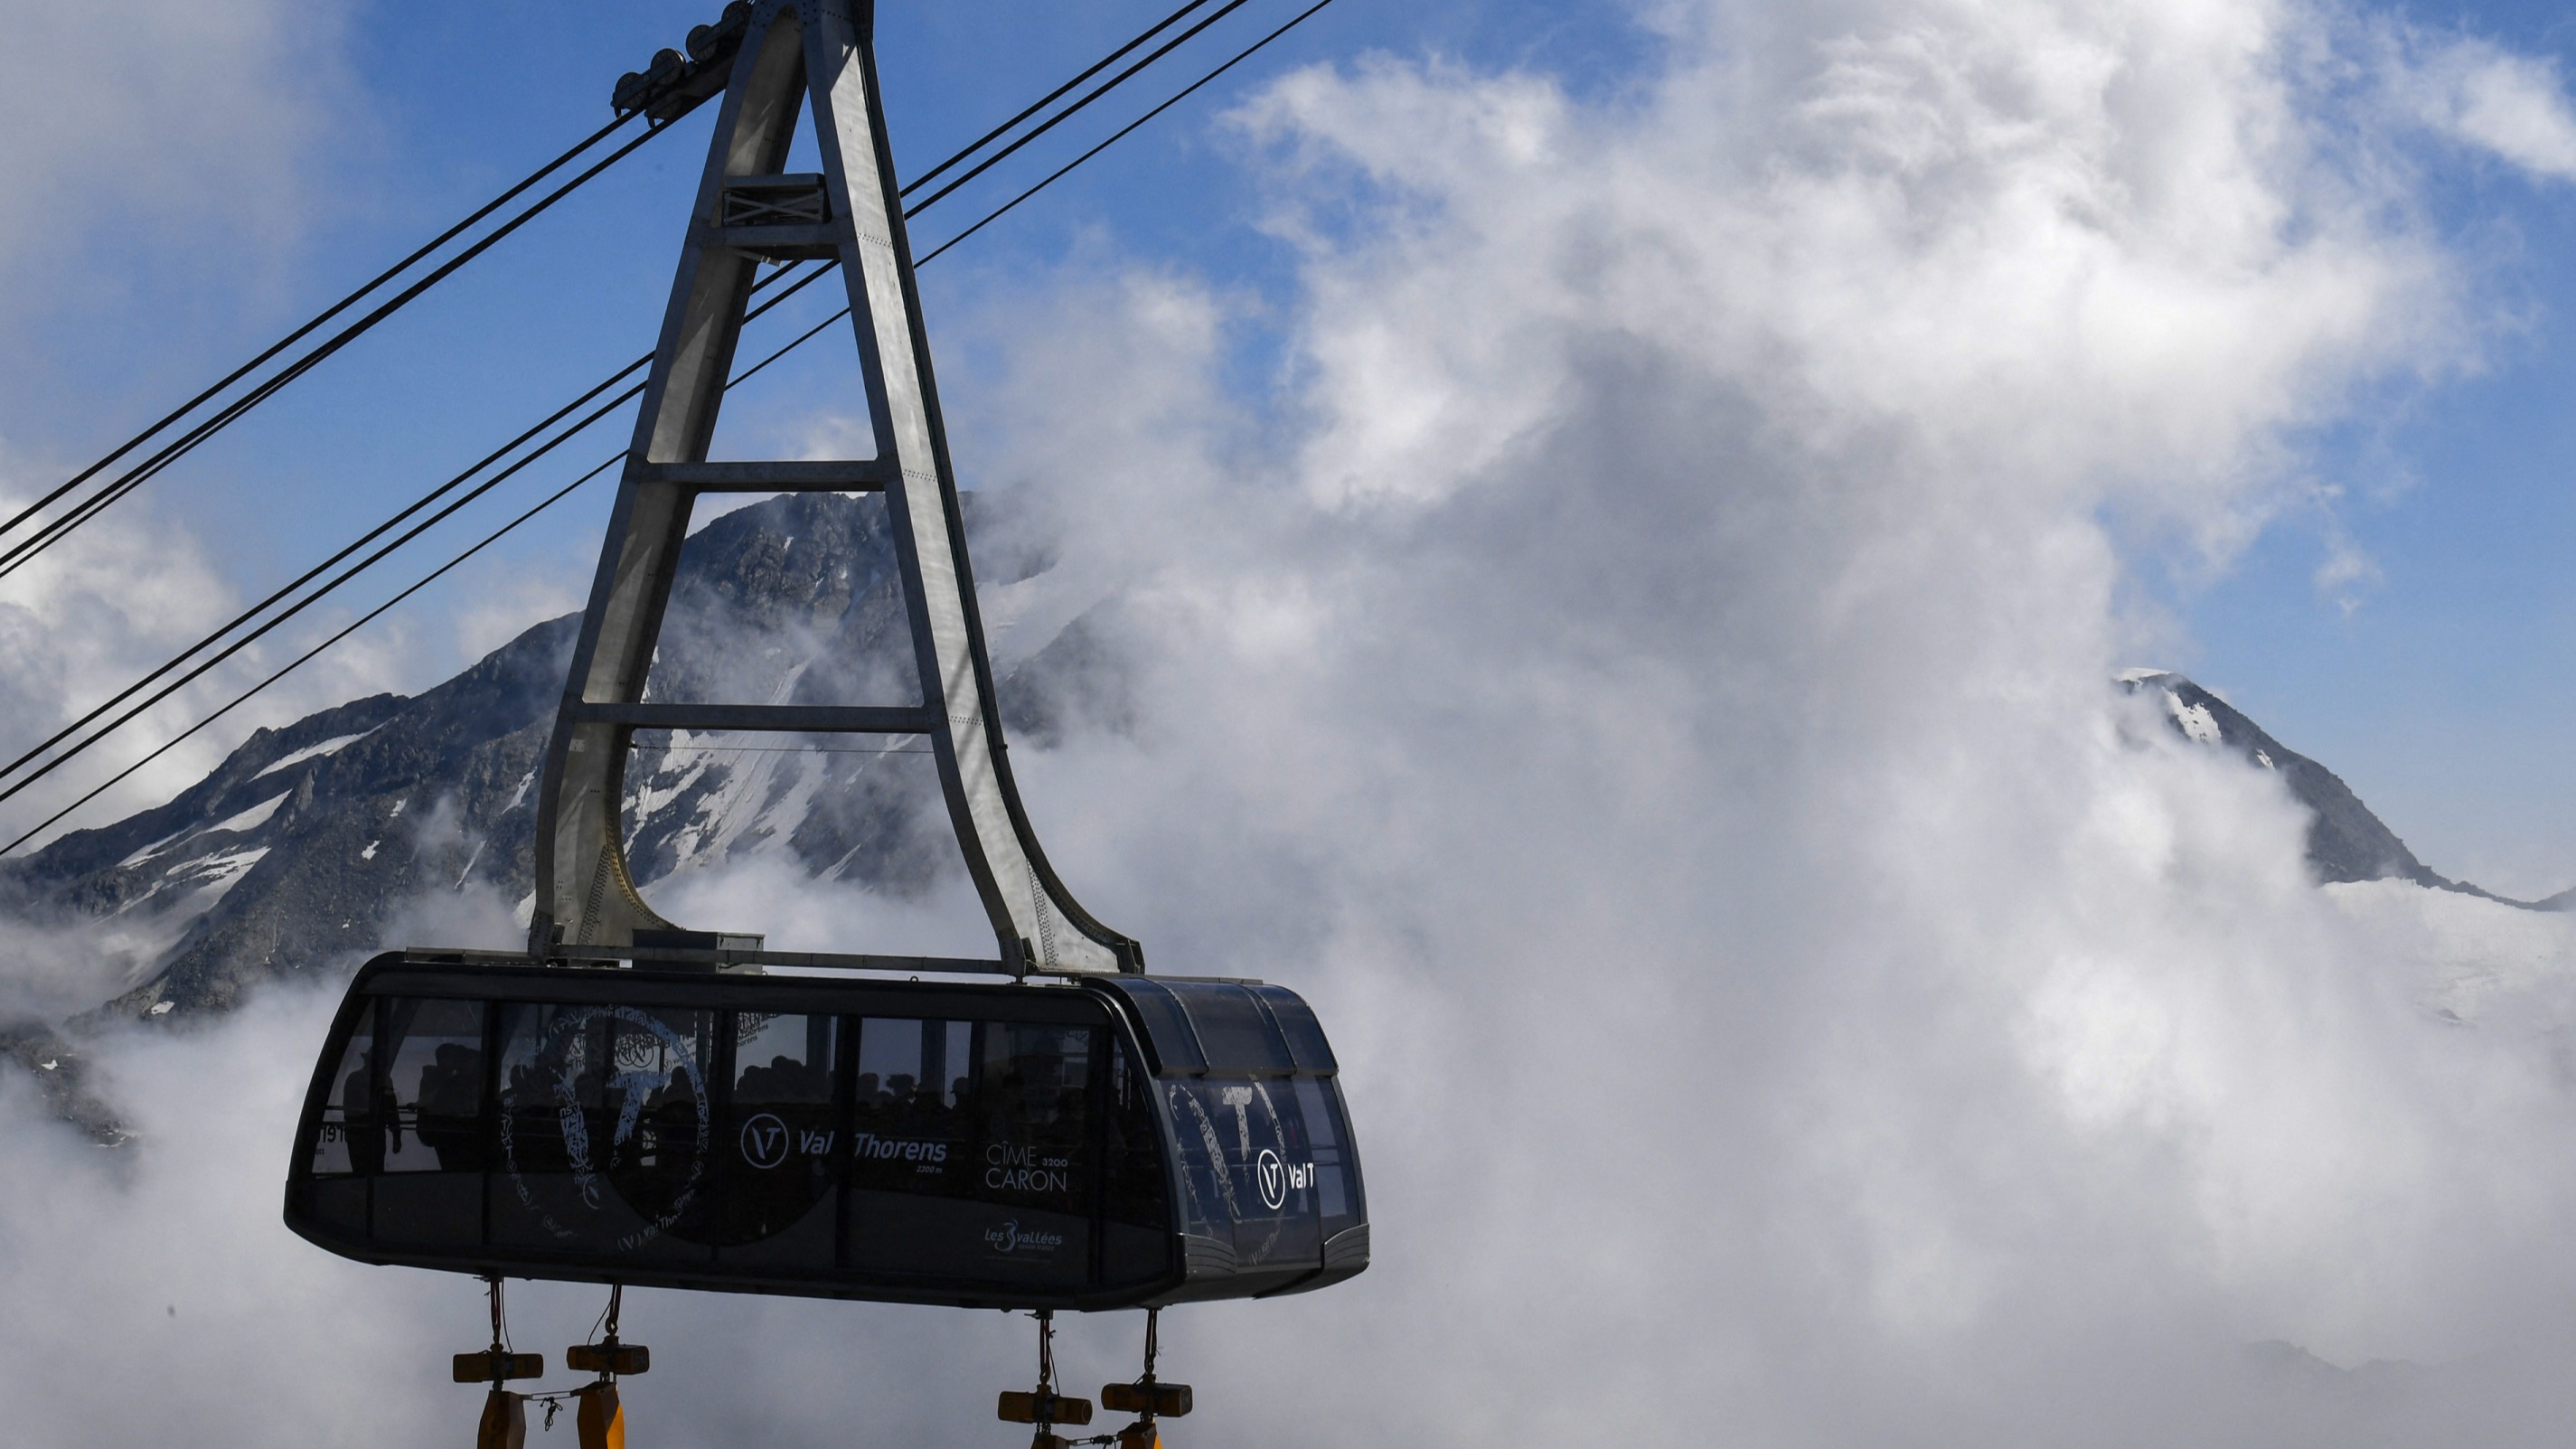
[1170,1079,1312,1263]
[1173,1088,1241,1222]
[1221,1084,1255,1148]
[499,1005,710,1250]
[983,1218,1067,1256]
[985,1141,1072,1193]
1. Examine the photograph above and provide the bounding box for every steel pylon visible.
[530,0,1138,975]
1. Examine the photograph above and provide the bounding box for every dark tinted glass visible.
[721,1011,839,1247]
[1166,1077,1323,1271]
[1252,987,1337,1072]
[847,1018,1099,1288]
[1170,983,1291,1074]
[1101,1032,1174,1284]
[1295,1077,1360,1233]
[1102,1033,1168,1230]
[309,1001,375,1176]
[1105,980,1204,1074]
[289,962,1346,1309]
[491,1002,718,1258]
[850,1017,971,1197]
[974,1023,1092,1212]
[383,998,486,1173]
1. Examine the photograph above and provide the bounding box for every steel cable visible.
[0,264,862,856]
[3,0,1232,575]
[0,0,1350,850]
[897,0,1260,217]
[0,0,1250,584]
[0,262,837,813]
[899,0,1219,196]
[0,260,823,794]
[0,454,622,856]
[0,112,642,552]
[0,118,681,582]
[917,0,1342,266]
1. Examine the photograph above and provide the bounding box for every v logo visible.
[739,1112,791,1170]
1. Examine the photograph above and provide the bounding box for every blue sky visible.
[2176,0,2576,896]
[5,0,2576,889]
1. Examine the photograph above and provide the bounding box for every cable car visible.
[280,1,1369,1430]
[285,951,1369,1309]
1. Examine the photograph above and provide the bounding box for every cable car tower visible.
[281,5,1368,1444]
[534,0,1137,979]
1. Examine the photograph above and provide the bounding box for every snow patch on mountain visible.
[2167,695,2222,746]
[252,729,377,779]
[171,846,268,899]
[207,792,292,837]
[115,789,292,869]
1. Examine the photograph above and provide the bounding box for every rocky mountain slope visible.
[0,491,1123,1051]
[2116,669,2534,901]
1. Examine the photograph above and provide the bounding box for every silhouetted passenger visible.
[415,1043,484,1170]
[343,1053,384,1174]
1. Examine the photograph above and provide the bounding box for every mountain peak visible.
[2120,669,2550,907]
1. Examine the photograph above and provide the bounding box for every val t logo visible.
[739,1113,790,1170]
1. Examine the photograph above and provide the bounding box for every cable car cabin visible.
[283,953,1368,1311]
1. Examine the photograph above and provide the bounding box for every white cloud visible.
[2312,516,2383,616]
[0,0,355,317]
[2393,36,2576,182]
[0,461,252,837]
[958,0,2576,1435]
